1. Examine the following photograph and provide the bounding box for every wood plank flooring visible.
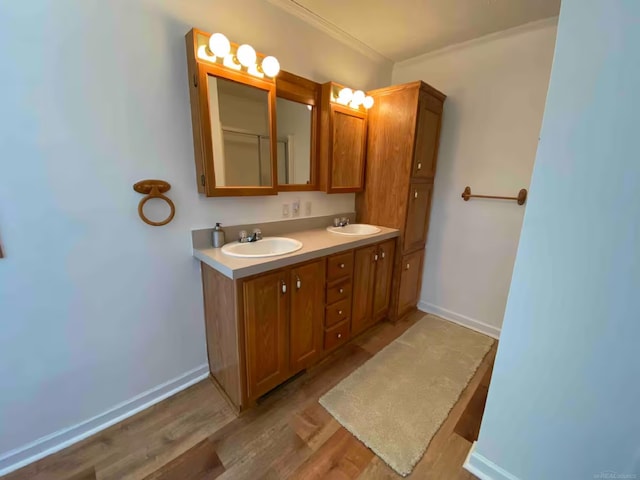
[2,311,496,480]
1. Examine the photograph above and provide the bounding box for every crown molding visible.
[267,0,392,64]
[396,16,559,68]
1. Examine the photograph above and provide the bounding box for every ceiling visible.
[270,0,560,62]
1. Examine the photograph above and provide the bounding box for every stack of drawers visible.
[324,250,354,351]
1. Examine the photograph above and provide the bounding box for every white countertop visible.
[194,225,400,279]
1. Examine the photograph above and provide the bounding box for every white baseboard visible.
[0,364,209,476]
[464,441,521,480]
[418,301,501,339]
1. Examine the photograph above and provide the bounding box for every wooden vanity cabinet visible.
[318,82,368,193]
[356,81,445,321]
[201,240,397,411]
[243,259,325,400]
[352,239,396,336]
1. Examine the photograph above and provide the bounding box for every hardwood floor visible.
[2,311,496,480]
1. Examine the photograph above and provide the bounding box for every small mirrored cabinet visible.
[185,29,281,196]
[275,71,320,191]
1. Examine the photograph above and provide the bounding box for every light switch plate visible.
[282,203,290,217]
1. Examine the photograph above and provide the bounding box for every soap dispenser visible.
[212,223,225,248]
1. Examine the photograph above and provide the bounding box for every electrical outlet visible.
[282,203,290,217]
[304,201,312,216]
[292,199,300,217]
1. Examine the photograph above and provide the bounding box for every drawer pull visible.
[374,254,378,262]
[339,288,344,294]
[338,310,343,315]
[340,263,345,269]
[414,190,418,199]
[337,333,342,339]
[406,263,410,270]
[281,281,287,293]
[417,162,422,170]
[296,276,301,289]
[381,250,385,259]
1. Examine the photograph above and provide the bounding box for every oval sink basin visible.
[221,237,303,258]
[326,224,381,236]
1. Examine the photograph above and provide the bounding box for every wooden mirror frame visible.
[186,28,278,197]
[275,71,320,191]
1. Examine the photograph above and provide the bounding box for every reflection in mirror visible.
[276,98,312,185]
[208,76,272,187]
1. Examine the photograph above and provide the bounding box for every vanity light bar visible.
[196,32,280,79]
[332,86,374,110]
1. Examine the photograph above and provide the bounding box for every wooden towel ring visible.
[133,180,175,226]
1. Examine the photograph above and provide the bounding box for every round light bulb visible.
[208,33,231,58]
[236,44,257,67]
[352,90,366,106]
[261,56,280,77]
[363,96,374,109]
[338,88,353,102]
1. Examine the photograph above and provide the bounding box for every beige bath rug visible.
[319,314,494,476]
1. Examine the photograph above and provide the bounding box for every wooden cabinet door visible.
[351,245,377,335]
[397,250,425,318]
[330,105,367,192]
[372,239,396,322]
[412,91,443,180]
[404,182,434,252]
[243,270,289,400]
[289,260,325,374]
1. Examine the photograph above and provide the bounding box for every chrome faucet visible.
[333,217,350,227]
[239,228,262,243]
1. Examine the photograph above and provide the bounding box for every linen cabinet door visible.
[243,270,289,400]
[403,182,434,252]
[411,91,443,181]
[372,239,396,322]
[351,245,377,336]
[397,250,425,318]
[289,260,325,374]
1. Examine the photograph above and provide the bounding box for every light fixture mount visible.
[193,30,280,80]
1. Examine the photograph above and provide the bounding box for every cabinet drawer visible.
[325,297,351,328]
[326,278,352,305]
[324,320,350,351]
[327,251,354,281]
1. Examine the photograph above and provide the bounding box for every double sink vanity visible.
[193,218,399,410]
[185,28,446,410]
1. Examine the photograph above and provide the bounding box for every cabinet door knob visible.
[339,288,344,294]
[338,310,343,315]
[340,263,345,269]
[337,333,342,339]
[417,162,422,170]
[374,254,379,262]
[406,263,411,270]
[296,276,301,289]
[381,250,385,259]
[281,281,287,294]
[414,190,418,199]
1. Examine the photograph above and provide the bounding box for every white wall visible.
[392,19,557,337]
[0,0,391,471]
[468,1,640,478]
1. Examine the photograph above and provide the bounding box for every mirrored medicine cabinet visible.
[185,29,320,197]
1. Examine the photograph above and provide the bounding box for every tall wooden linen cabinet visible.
[356,81,446,320]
